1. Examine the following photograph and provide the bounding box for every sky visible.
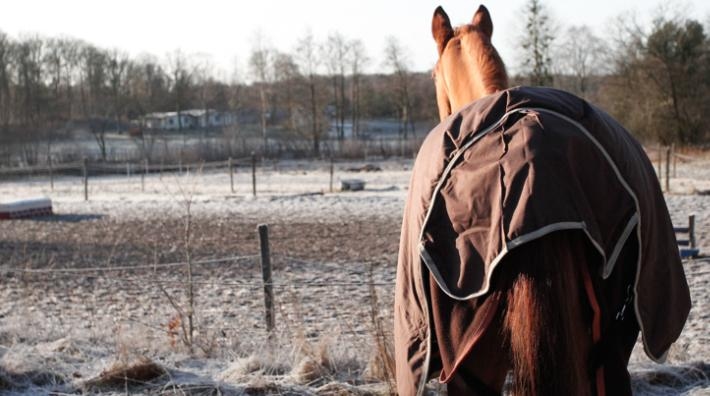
[1,0,709,79]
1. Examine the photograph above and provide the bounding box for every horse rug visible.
[394,86,691,395]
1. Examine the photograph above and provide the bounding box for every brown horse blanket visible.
[394,86,691,395]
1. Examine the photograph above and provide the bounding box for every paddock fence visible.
[0,155,394,200]
[0,223,397,367]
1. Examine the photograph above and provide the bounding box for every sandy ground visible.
[0,157,708,395]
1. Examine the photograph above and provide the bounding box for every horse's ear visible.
[472,5,493,38]
[432,6,454,56]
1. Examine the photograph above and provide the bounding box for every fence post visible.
[251,152,257,197]
[672,144,677,178]
[142,159,148,192]
[126,162,130,178]
[49,157,54,192]
[689,215,696,249]
[329,157,334,193]
[229,157,234,193]
[258,224,275,334]
[82,157,88,201]
[665,146,671,192]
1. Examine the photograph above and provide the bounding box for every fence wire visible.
[0,156,254,178]
[0,250,397,368]
[0,254,260,274]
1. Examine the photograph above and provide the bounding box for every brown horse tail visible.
[502,231,594,396]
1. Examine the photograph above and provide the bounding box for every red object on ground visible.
[0,197,53,219]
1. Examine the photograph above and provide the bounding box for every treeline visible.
[0,31,436,165]
[598,16,710,145]
[1,4,708,166]
[519,0,710,145]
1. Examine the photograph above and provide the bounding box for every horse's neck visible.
[458,78,499,107]
[477,73,507,99]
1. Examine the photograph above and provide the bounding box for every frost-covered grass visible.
[0,158,708,394]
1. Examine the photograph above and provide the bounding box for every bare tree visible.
[555,26,606,98]
[133,54,169,115]
[383,36,414,139]
[107,49,130,135]
[79,45,112,160]
[323,32,350,140]
[166,49,193,131]
[43,39,63,124]
[125,55,167,160]
[57,38,82,123]
[348,39,369,138]
[0,31,16,164]
[295,30,324,156]
[42,38,72,163]
[0,31,12,136]
[194,54,215,135]
[14,35,47,164]
[272,51,300,133]
[248,31,273,156]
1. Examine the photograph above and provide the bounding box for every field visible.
[0,155,708,395]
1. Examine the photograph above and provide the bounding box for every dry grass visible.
[82,356,166,391]
[363,262,395,394]
[631,361,710,395]
[0,366,66,390]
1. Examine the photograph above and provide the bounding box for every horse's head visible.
[432,5,509,120]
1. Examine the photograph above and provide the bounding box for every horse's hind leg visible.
[446,309,511,396]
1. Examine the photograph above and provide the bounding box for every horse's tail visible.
[502,231,594,396]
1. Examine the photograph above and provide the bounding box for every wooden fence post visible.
[251,152,257,197]
[82,157,88,201]
[258,224,275,334]
[49,157,54,192]
[689,215,696,249]
[672,144,677,178]
[329,157,334,193]
[229,157,234,193]
[142,159,148,192]
[665,146,671,192]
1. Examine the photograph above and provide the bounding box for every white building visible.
[142,109,237,131]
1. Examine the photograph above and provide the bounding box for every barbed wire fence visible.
[0,155,258,199]
[1,146,706,200]
[0,154,403,200]
[645,145,710,192]
[0,223,397,369]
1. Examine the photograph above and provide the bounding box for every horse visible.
[393,4,691,396]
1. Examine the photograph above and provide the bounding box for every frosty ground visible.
[0,157,708,395]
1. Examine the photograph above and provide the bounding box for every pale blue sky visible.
[1,0,708,77]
